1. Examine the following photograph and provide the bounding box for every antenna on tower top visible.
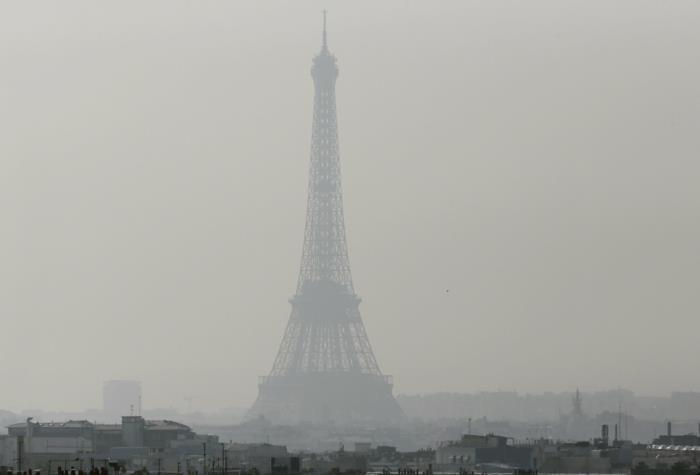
[322,10,328,49]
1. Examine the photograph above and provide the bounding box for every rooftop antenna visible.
[322,10,328,50]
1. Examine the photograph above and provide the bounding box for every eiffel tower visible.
[247,14,403,424]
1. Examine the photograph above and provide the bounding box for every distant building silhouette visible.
[572,388,584,417]
[247,14,402,424]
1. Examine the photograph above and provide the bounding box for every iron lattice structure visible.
[249,16,402,424]
[268,17,383,378]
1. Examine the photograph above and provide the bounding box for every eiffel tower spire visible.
[270,12,380,376]
[296,10,352,293]
[248,14,402,424]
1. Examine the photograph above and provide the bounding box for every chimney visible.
[667,421,672,437]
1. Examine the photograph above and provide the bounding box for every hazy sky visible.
[1,1,699,413]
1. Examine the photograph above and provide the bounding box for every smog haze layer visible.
[1,0,699,412]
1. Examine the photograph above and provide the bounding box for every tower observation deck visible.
[247,14,403,425]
